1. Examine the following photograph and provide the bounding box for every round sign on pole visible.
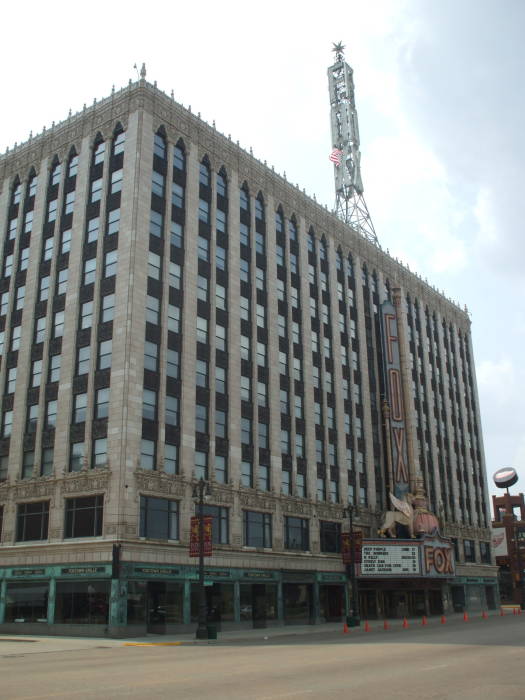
[493,467,518,489]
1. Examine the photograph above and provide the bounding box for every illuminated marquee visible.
[381,301,409,497]
[359,535,455,578]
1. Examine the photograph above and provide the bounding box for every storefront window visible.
[127,581,147,624]
[190,582,234,622]
[55,581,110,624]
[240,583,277,622]
[283,583,311,622]
[5,582,49,622]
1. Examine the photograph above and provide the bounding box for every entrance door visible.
[147,581,167,634]
[252,584,267,628]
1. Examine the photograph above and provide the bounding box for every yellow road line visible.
[123,641,184,646]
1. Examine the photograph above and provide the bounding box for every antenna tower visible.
[328,43,379,246]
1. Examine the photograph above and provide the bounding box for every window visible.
[171,221,183,248]
[113,130,126,156]
[47,198,58,222]
[197,275,208,302]
[215,366,226,394]
[150,210,163,237]
[21,451,38,486]
[144,341,158,372]
[41,448,54,476]
[173,144,185,170]
[93,140,106,165]
[216,245,226,271]
[171,182,184,207]
[61,228,72,254]
[284,516,309,551]
[95,388,110,419]
[8,219,17,241]
[243,511,272,548]
[0,456,7,481]
[154,133,166,159]
[87,216,99,243]
[199,504,229,544]
[463,539,476,563]
[216,209,226,233]
[241,418,251,445]
[79,302,94,332]
[3,254,13,278]
[93,438,108,466]
[296,472,306,498]
[216,323,226,351]
[16,501,49,541]
[215,454,227,483]
[55,269,68,296]
[196,316,208,344]
[70,441,85,471]
[110,169,123,194]
[196,359,208,387]
[195,404,208,434]
[101,294,115,323]
[165,395,179,426]
[6,367,17,394]
[2,410,13,437]
[104,250,117,277]
[198,199,209,223]
[480,541,491,564]
[65,495,103,538]
[140,496,179,540]
[0,291,8,315]
[166,349,179,378]
[106,208,120,236]
[241,460,253,487]
[197,235,209,261]
[73,393,87,423]
[169,262,181,289]
[199,161,210,186]
[195,450,207,480]
[43,237,54,261]
[68,154,79,178]
[141,439,155,470]
[24,210,34,233]
[216,284,226,310]
[142,389,157,420]
[46,399,57,428]
[31,359,43,387]
[64,190,75,215]
[90,178,103,203]
[259,464,270,491]
[48,355,61,383]
[83,258,96,285]
[146,295,160,325]
[164,443,178,475]
[10,325,21,351]
[18,247,29,272]
[25,411,37,439]
[258,421,268,448]
[98,339,112,370]
[320,521,341,553]
[240,375,251,401]
[215,409,227,438]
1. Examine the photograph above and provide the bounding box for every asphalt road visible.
[1,616,524,700]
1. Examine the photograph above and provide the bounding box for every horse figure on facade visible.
[378,485,439,538]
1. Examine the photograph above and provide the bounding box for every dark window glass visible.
[5,583,49,623]
[16,501,50,541]
[463,539,476,563]
[319,520,341,553]
[243,510,272,548]
[140,496,179,540]
[284,516,309,551]
[196,504,229,544]
[55,581,109,624]
[64,495,103,538]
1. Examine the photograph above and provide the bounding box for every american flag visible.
[329,148,343,166]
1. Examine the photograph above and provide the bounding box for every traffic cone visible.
[402,617,409,629]
[421,615,428,626]
[500,607,505,616]
[482,610,488,620]
[518,608,522,616]
[343,622,349,634]
[513,607,517,616]
[383,619,390,631]
[364,620,371,632]
[463,611,469,622]
[440,615,447,624]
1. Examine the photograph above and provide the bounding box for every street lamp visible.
[192,478,211,639]
[343,504,360,625]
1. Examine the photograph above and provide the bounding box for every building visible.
[0,72,497,636]
[491,490,525,607]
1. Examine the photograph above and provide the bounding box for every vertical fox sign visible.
[381,300,409,498]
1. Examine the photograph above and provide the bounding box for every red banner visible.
[341,531,362,564]
[189,516,213,557]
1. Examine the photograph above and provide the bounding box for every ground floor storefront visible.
[0,563,350,636]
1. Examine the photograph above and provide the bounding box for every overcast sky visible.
[2,0,524,502]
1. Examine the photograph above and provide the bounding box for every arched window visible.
[307,228,315,253]
[50,158,62,186]
[319,236,327,261]
[174,139,186,172]
[255,193,265,221]
[288,216,297,241]
[113,123,126,157]
[336,248,343,270]
[153,128,166,160]
[199,156,210,187]
[67,148,79,178]
[27,170,37,199]
[11,177,22,206]
[240,183,250,212]
[216,166,227,197]
[275,207,284,234]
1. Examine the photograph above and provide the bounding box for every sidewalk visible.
[0,610,517,655]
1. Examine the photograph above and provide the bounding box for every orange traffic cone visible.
[463,611,469,622]
[440,615,447,624]
[518,607,522,616]
[402,617,409,629]
[421,615,428,626]
[500,607,505,616]
[343,622,349,634]
[383,619,390,631]
[513,607,518,616]
[364,620,371,632]
[482,610,488,620]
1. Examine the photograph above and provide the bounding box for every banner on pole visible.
[341,531,362,565]
[189,516,213,557]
